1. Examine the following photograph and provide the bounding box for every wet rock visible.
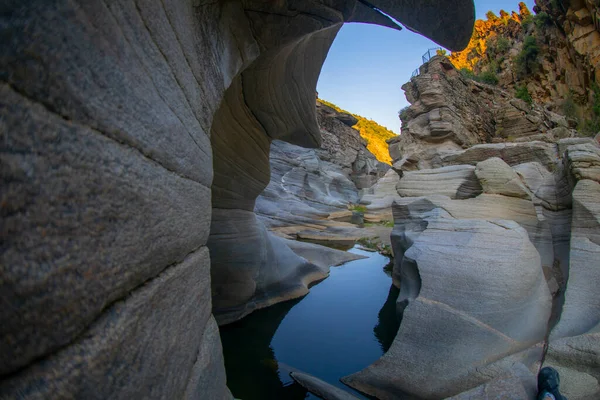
[283,238,367,271]
[290,371,361,400]
[351,212,365,227]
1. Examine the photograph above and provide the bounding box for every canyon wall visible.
[0,1,475,398]
[448,0,599,120]
[351,55,600,400]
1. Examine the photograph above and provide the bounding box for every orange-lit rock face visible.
[446,0,599,114]
[448,2,529,72]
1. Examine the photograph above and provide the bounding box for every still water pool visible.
[220,246,400,400]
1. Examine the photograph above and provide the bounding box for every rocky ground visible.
[256,101,395,252]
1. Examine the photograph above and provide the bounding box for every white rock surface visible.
[475,157,531,199]
[397,164,482,199]
[344,214,551,399]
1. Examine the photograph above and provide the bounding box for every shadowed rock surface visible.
[0,0,475,398]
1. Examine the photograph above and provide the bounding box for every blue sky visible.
[317,1,537,133]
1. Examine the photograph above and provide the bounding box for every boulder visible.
[513,162,572,210]
[360,169,403,210]
[391,194,555,271]
[336,113,359,127]
[564,143,600,183]
[475,157,531,199]
[350,211,365,226]
[396,164,482,199]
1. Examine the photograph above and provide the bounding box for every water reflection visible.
[296,237,356,251]
[220,298,309,400]
[374,285,401,353]
[220,247,401,400]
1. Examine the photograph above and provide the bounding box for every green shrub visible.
[460,67,498,85]
[488,60,500,73]
[579,83,600,136]
[562,95,578,120]
[460,67,476,79]
[515,85,533,105]
[592,83,600,117]
[479,70,499,85]
[486,37,510,59]
[515,35,540,78]
[398,106,410,121]
[349,204,367,213]
[521,14,534,31]
[534,12,552,29]
[496,37,510,53]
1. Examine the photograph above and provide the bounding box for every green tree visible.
[515,35,540,78]
[534,12,552,29]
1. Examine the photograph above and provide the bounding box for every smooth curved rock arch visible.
[0,0,474,397]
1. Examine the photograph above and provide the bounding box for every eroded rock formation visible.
[0,0,475,398]
[348,55,600,399]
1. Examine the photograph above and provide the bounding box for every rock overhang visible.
[351,0,476,51]
[239,0,476,151]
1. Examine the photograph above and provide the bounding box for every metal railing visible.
[411,47,445,78]
[422,47,445,64]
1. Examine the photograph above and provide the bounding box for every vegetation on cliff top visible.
[448,1,598,136]
[318,98,396,165]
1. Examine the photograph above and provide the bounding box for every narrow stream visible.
[220,246,400,400]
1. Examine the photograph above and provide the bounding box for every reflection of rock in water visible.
[373,285,401,353]
[219,298,308,400]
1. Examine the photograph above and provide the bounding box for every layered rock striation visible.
[0,0,476,398]
[348,55,600,399]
